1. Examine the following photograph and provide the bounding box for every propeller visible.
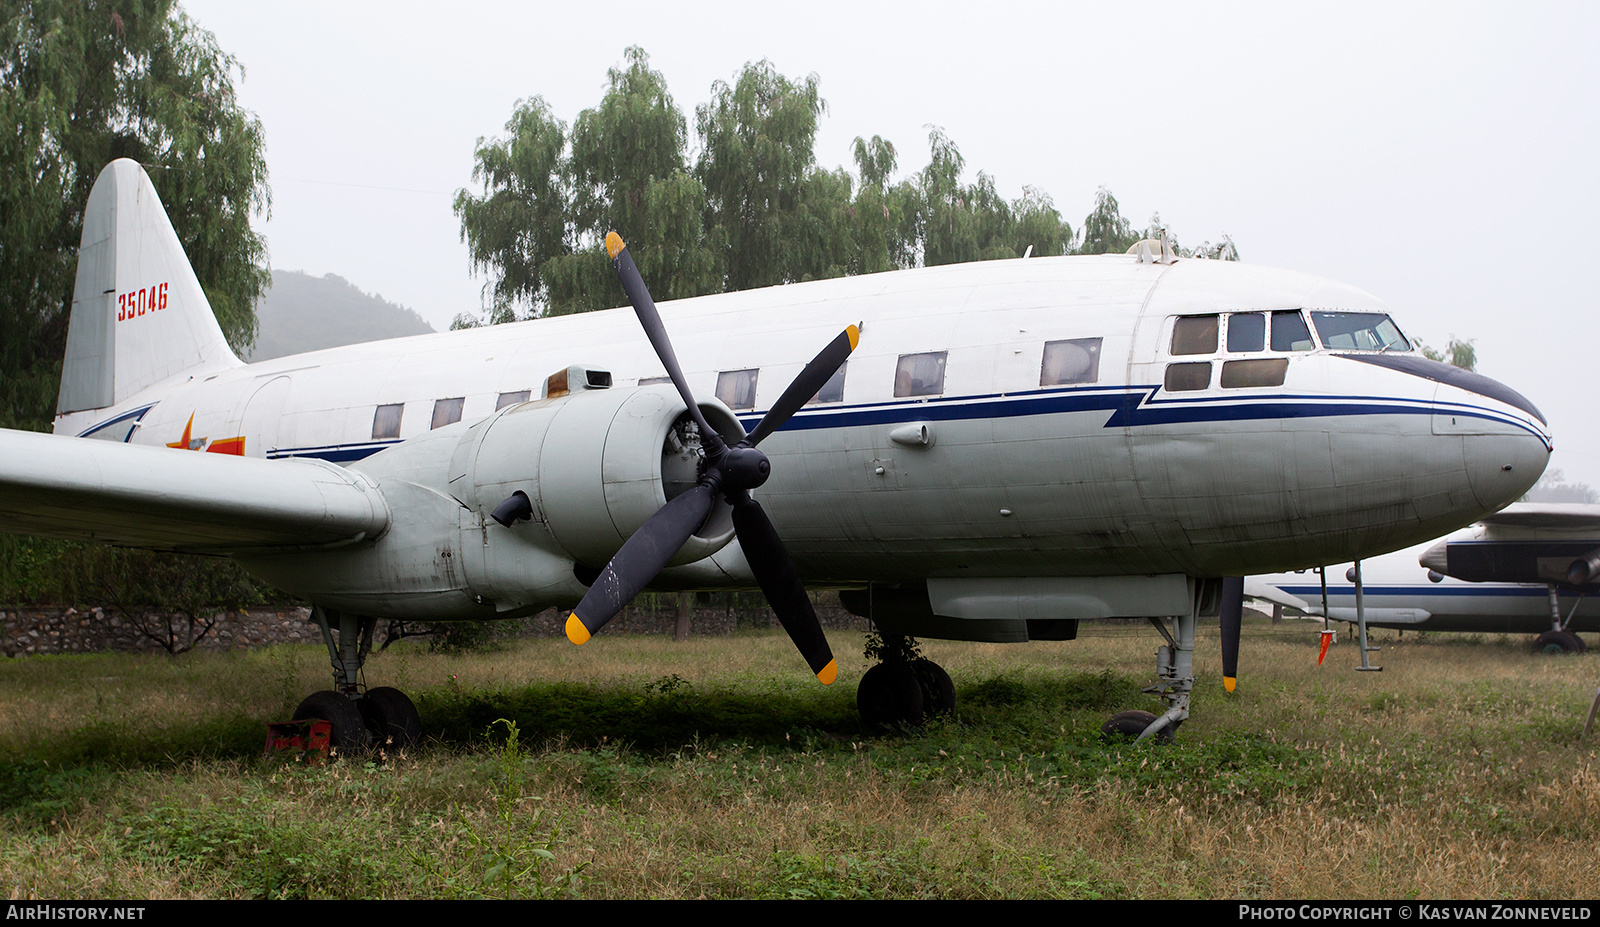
[1219,575,1243,693]
[562,232,859,685]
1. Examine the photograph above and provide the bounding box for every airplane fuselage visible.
[54,254,1552,622]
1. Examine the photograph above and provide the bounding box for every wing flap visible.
[1479,503,1600,530]
[0,428,390,552]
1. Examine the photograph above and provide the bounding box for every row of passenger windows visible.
[369,339,1106,436]
[371,309,1398,436]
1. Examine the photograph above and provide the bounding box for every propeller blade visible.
[746,325,860,447]
[565,483,715,646]
[1220,575,1243,693]
[731,495,837,684]
[607,233,725,453]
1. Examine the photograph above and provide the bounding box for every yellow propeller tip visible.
[605,232,626,259]
[846,324,860,351]
[1224,676,1237,693]
[816,659,838,686]
[565,612,591,646]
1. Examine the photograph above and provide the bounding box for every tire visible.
[1533,630,1585,655]
[359,687,422,749]
[912,659,956,718]
[1100,709,1175,744]
[857,662,924,730]
[292,690,372,755]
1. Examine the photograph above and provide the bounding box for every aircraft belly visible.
[1293,585,1600,634]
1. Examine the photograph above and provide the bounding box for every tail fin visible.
[56,160,242,416]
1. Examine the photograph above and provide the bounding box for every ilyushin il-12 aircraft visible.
[1257,504,1600,654]
[0,160,1555,747]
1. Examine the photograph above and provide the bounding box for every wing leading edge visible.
[0,428,390,553]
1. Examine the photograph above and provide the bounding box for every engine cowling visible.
[457,382,743,572]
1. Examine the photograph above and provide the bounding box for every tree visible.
[454,96,570,319]
[1,0,270,432]
[1074,187,1140,255]
[1419,336,1477,371]
[694,60,828,291]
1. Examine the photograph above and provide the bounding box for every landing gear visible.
[1101,604,1199,743]
[1533,630,1587,655]
[856,634,955,730]
[287,606,423,757]
[293,690,371,754]
[1100,709,1176,744]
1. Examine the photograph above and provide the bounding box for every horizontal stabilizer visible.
[1243,578,1311,612]
[0,428,389,553]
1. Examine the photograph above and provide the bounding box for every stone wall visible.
[2,602,872,658]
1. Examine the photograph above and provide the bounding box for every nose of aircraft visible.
[1431,369,1552,511]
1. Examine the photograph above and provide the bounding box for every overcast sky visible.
[183,0,1600,487]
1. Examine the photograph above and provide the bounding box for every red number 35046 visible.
[116,282,168,322]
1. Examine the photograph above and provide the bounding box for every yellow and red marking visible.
[167,412,244,455]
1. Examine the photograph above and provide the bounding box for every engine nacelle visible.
[455,382,743,575]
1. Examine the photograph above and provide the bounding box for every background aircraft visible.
[0,161,1554,747]
[1254,504,1600,653]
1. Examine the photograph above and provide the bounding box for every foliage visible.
[1420,336,1477,371]
[0,0,270,432]
[1522,468,1597,504]
[456,49,1233,321]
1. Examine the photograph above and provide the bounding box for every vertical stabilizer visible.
[56,160,242,416]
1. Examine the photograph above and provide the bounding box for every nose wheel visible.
[855,635,955,730]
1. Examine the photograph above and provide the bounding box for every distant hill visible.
[247,270,435,361]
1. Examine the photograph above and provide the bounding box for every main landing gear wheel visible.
[857,658,956,729]
[293,690,372,755]
[858,662,924,730]
[1533,630,1587,654]
[360,686,422,749]
[1100,709,1176,745]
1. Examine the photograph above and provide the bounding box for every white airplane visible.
[1255,505,1600,654]
[0,160,1555,746]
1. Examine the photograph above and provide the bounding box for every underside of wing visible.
[0,428,390,553]
[1478,503,1600,531]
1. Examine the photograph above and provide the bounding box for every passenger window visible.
[495,390,530,410]
[1040,338,1102,386]
[807,361,846,404]
[432,397,465,429]
[372,403,404,440]
[1220,358,1289,388]
[1170,316,1218,355]
[894,352,947,398]
[716,369,759,410]
[1271,311,1315,352]
[1226,314,1266,353]
[1164,362,1211,392]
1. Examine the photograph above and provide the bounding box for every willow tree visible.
[0,0,270,431]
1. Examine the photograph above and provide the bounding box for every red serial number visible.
[117,283,168,322]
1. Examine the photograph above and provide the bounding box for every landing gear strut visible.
[289,606,422,755]
[856,634,955,730]
[1101,605,1197,743]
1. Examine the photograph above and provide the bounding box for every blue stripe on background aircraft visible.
[1257,504,1600,654]
[0,160,1555,747]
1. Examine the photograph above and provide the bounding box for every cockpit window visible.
[1271,311,1315,352]
[1226,313,1266,353]
[1171,315,1218,355]
[1310,311,1410,352]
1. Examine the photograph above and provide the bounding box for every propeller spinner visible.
[562,232,858,685]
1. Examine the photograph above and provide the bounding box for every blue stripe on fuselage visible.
[265,383,1539,464]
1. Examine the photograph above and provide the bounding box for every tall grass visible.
[1,621,1597,898]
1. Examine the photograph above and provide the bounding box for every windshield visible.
[1310,311,1411,352]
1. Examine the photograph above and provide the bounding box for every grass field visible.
[2,619,1597,899]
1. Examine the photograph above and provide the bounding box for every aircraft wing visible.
[0,428,390,553]
[1479,503,1600,530]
